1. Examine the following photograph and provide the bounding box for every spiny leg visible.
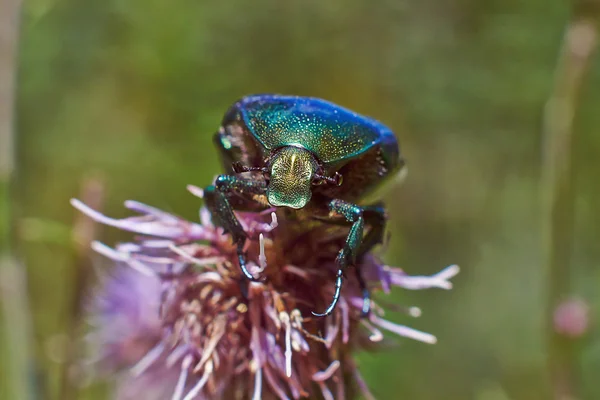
[203,174,267,282]
[356,205,387,316]
[357,204,387,258]
[353,267,370,317]
[312,199,365,317]
[312,202,387,317]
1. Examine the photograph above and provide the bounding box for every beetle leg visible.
[355,205,387,317]
[312,202,387,317]
[203,175,267,282]
[312,199,365,317]
[357,204,387,257]
[354,266,371,317]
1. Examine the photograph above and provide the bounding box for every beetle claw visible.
[312,269,343,317]
[311,310,330,317]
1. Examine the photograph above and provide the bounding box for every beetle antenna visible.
[314,172,343,187]
[232,162,268,174]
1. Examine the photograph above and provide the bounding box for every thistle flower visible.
[73,185,459,400]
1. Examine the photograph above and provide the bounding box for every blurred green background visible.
[2,0,600,399]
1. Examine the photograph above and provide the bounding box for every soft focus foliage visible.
[7,0,600,399]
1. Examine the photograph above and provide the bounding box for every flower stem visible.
[0,1,33,399]
[541,7,599,400]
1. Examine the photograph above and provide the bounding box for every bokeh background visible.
[2,0,600,399]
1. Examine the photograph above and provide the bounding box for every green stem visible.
[542,11,598,400]
[0,1,34,400]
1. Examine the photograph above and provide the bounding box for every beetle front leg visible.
[203,174,267,282]
[312,199,365,317]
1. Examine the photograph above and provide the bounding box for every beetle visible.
[203,94,404,317]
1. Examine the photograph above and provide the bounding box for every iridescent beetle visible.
[203,94,404,316]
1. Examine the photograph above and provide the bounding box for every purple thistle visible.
[73,185,459,400]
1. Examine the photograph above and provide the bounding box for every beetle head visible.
[267,146,317,209]
[233,146,343,210]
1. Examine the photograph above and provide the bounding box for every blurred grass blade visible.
[0,258,35,400]
[541,9,598,400]
[1,0,32,399]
